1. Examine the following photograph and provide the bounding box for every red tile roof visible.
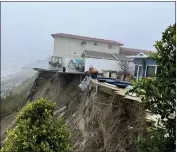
[51,33,124,46]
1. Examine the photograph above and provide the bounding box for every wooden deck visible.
[33,68,86,75]
[91,79,141,102]
[91,79,160,124]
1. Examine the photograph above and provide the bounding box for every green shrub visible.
[130,24,176,151]
[136,126,169,152]
[1,98,71,152]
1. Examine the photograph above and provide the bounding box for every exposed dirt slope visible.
[26,71,146,152]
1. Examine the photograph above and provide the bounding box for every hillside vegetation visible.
[1,70,36,97]
[1,76,36,119]
[1,98,71,152]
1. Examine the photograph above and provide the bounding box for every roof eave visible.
[83,55,116,60]
[51,33,124,45]
[134,56,148,59]
[118,43,124,46]
[51,34,56,38]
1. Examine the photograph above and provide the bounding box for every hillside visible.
[1,59,48,97]
[1,70,36,97]
[1,70,146,152]
[1,75,36,119]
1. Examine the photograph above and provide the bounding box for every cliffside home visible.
[50,33,151,77]
[51,33,123,57]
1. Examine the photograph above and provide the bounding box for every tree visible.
[119,60,130,81]
[130,23,176,152]
[1,98,71,152]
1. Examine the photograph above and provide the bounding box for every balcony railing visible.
[48,56,63,68]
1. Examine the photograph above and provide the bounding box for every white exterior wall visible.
[84,58,118,72]
[53,37,120,57]
[62,56,83,72]
[84,58,135,75]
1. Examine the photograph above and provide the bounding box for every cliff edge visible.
[1,70,146,152]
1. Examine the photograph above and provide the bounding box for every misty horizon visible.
[1,2,175,70]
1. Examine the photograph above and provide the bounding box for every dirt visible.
[1,112,17,136]
[1,71,146,152]
[68,90,146,152]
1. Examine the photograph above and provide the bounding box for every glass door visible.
[134,65,138,79]
[138,65,143,79]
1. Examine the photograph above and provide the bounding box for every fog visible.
[1,2,175,70]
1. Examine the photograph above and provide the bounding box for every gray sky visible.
[1,2,175,70]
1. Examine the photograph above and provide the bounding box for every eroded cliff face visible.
[26,71,146,152]
[1,71,146,151]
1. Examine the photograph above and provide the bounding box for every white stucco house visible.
[50,33,150,76]
[51,33,124,58]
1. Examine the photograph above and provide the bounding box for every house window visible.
[94,42,98,46]
[134,65,144,79]
[123,52,132,56]
[134,65,138,77]
[108,44,113,49]
[146,66,156,77]
[81,41,86,45]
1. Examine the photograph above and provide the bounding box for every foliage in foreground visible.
[1,98,71,152]
[130,23,176,152]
